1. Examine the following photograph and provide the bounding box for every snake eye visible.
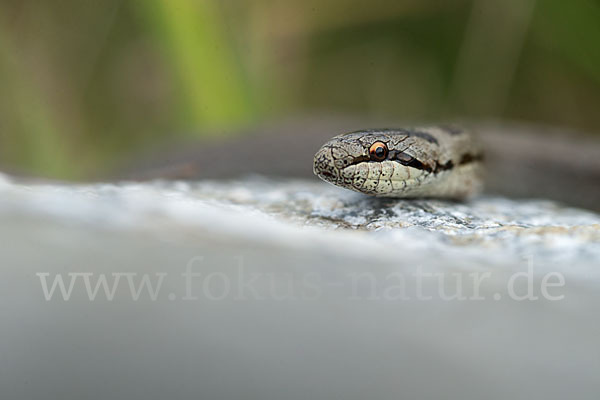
[369,142,388,161]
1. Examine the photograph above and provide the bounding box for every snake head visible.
[313,128,483,198]
[313,130,403,194]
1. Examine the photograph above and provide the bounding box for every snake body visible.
[313,126,484,198]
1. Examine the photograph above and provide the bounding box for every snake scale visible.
[313,127,484,198]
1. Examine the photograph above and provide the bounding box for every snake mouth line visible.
[319,171,336,179]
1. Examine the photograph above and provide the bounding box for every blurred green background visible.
[1,0,599,179]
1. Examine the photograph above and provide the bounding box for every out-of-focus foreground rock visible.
[1,174,599,400]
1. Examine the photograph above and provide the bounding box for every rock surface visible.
[1,174,599,400]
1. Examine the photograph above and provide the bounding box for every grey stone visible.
[1,174,599,400]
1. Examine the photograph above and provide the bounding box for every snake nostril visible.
[314,146,343,182]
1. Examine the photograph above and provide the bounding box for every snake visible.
[124,119,600,210]
[313,126,484,198]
